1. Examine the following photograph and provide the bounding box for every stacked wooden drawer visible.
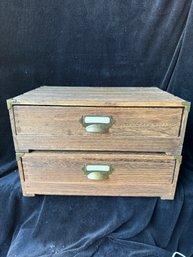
[7,86,190,199]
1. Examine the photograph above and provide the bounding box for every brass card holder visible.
[82,164,113,180]
[80,115,114,133]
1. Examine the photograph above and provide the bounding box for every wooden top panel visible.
[11,86,186,107]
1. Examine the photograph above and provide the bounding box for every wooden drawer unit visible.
[7,86,190,199]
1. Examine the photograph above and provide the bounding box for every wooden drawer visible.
[12,105,183,153]
[17,151,180,199]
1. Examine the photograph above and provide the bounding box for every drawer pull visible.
[82,164,112,180]
[80,116,114,133]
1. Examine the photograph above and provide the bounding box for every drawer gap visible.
[13,104,184,109]
[27,149,169,155]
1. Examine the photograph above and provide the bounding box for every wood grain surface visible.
[12,86,187,107]
[7,86,190,199]
[14,134,181,154]
[20,151,179,199]
[14,106,182,136]
[13,106,183,153]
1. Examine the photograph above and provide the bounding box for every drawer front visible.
[21,151,177,196]
[13,106,182,153]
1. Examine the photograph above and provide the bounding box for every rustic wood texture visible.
[13,106,183,153]
[17,155,35,196]
[7,86,190,199]
[24,182,176,199]
[8,106,18,150]
[178,107,190,153]
[12,86,186,107]
[168,157,181,200]
[14,134,181,154]
[20,151,179,199]
[14,106,182,137]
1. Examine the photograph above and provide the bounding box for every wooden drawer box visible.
[18,152,180,198]
[7,86,190,199]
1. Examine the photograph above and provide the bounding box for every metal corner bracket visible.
[16,152,25,161]
[175,156,182,165]
[182,101,191,112]
[7,98,17,110]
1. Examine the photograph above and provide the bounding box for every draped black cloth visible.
[0,1,193,256]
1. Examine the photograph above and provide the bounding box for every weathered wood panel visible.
[12,86,186,107]
[7,86,189,199]
[14,106,182,137]
[13,106,183,153]
[24,182,175,199]
[14,134,181,154]
[20,151,178,199]
[22,152,176,184]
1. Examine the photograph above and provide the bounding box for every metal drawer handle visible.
[82,164,112,180]
[80,116,114,133]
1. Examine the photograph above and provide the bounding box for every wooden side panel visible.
[7,106,18,151]
[19,151,178,198]
[178,106,190,153]
[17,156,26,194]
[162,158,181,200]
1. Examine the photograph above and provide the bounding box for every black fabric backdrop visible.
[0,1,193,256]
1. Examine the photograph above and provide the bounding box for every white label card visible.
[86,165,110,172]
[84,116,111,124]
